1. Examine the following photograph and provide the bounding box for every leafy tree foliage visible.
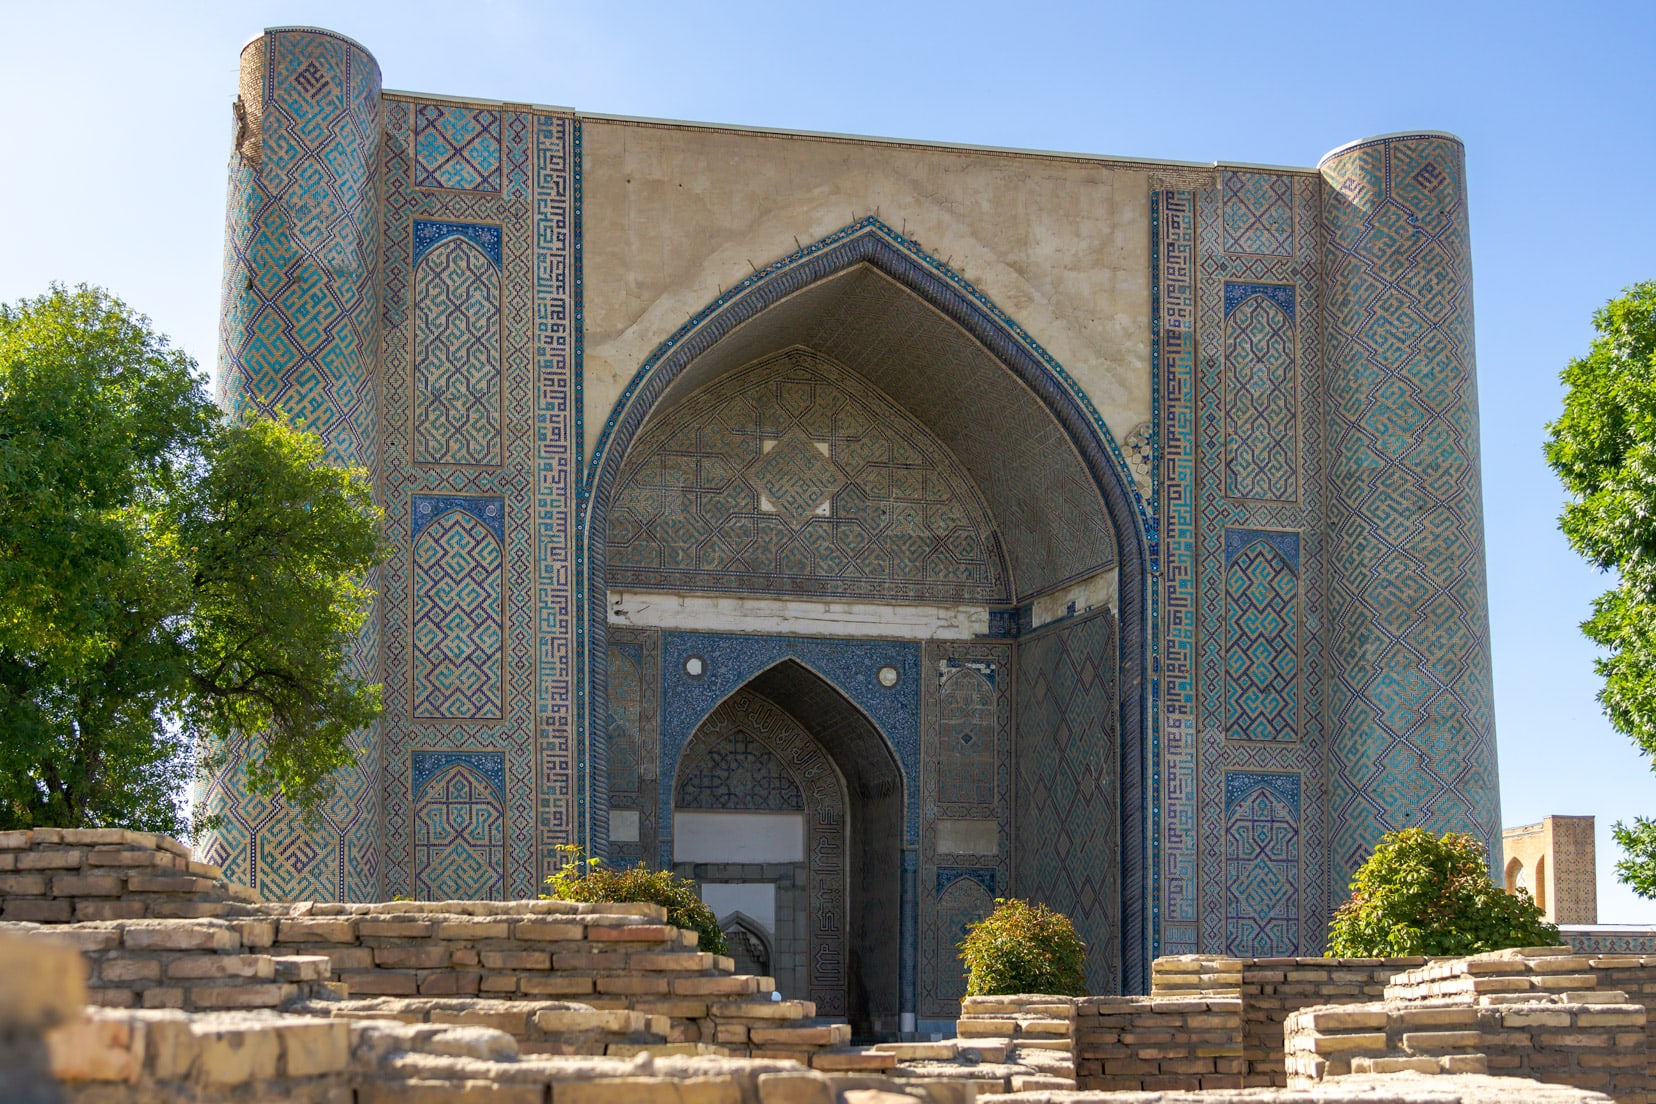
[958,897,1087,997]
[1326,828,1558,957]
[1546,282,1656,894]
[0,285,385,834]
[544,846,728,955]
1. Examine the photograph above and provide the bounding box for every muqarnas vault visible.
[202,25,1500,1034]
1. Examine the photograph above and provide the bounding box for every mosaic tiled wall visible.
[1157,168,1333,956]
[1223,771,1300,955]
[609,350,1009,603]
[919,642,1012,1019]
[1015,609,1119,993]
[1318,135,1499,883]
[605,627,659,868]
[411,750,506,900]
[204,27,385,901]
[372,93,579,899]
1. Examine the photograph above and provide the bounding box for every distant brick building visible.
[1503,815,1597,925]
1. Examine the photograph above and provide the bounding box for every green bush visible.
[543,845,728,956]
[1327,828,1560,957]
[958,897,1087,997]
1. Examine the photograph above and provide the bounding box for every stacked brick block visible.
[1,917,342,1011]
[1285,999,1646,1100]
[1072,995,1244,1091]
[254,900,850,1057]
[0,829,258,923]
[1237,957,1422,1086]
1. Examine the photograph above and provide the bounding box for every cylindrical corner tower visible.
[1318,133,1500,886]
[198,26,384,901]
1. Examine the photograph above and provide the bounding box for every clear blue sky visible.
[3,1,1653,920]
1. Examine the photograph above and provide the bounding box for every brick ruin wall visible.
[13,829,1656,1103]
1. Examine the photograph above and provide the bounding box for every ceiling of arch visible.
[610,349,1011,603]
[635,265,1117,600]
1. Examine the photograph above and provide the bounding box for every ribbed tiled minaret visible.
[1318,133,1500,886]
[198,27,384,901]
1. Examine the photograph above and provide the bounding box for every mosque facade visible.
[200,25,1500,1033]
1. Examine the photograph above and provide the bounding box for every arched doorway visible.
[586,220,1147,1011]
[669,662,903,1036]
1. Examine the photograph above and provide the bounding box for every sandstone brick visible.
[192,1020,280,1084]
[512,919,585,941]
[277,918,358,943]
[52,873,123,896]
[188,983,290,1009]
[1401,1030,1483,1050]
[19,850,84,870]
[100,957,161,983]
[630,951,712,971]
[47,1014,143,1082]
[358,919,434,937]
[674,975,759,996]
[434,1007,530,1034]
[420,970,482,996]
[481,949,551,969]
[3,899,71,922]
[435,919,510,939]
[272,955,331,981]
[124,922,239,951]
[339,969,419,996]
[586,923,676,942]
[276,1018,350,1076]
[757,1072,836,1104]
[1307,1031,1388,1054]
[167,954,275,980]
[0,830,32,849]
[519,975,595,996]
[373,944,451,969]
[74,900,147,921]
[0,873,48,895]
[597,975,670,995]
[142,987,185,1009]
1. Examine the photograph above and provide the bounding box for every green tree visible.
[958,898,1087,997]
[1326,828,1558,957]
[1545,281,1656,895]
[0,285,385,834]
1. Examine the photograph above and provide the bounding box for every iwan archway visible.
[584,220,1150,1024]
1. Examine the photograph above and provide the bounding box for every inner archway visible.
[671,663,902,1037]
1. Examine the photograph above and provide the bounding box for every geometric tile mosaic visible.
[411,496,506,720]
[1319,135,1500,884]
[414,103,501,192]
[1223,171,1294,258]
[412,751,506,901]
[1223,771,1299,955]
[206,27,385,901]
[609,350,1010,604]
[413,228,502,466]
[1224,283,1298,502]
[1224,531,1299,742]
[1015,610,1118,994]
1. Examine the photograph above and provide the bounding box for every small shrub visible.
[543,845,728,956]
[958,897,1087,997]
[1327,827,1560,957]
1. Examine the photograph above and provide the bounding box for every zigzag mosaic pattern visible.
[1015,610,1118,994]
[206,28,384,902]
[1225,533,1299,742]
[414,104,502,192]
[411,498,505,719]
[1223,772,1300,955]
[373,96,561,899]
[413,229,502,466]
[609,350,1009,603]
[412,752,507,900]
[605,628,659,869]
[1224,286,1298,502]
[1187,171,1331,953]
[1319,136,1499,883]
[1223,170,1295,257]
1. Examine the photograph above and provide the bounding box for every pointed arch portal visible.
[585,219,1150,1018]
